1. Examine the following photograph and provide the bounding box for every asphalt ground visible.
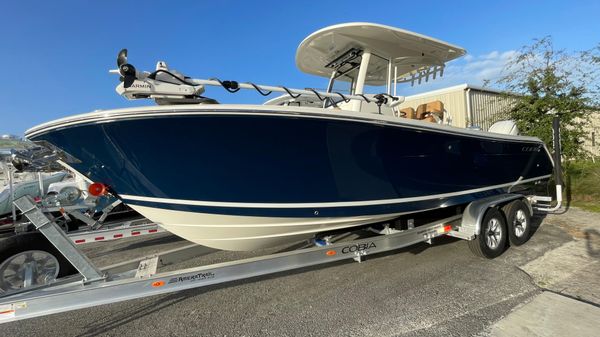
[0,212,584,337]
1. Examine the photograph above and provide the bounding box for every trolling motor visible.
[110,49,211,105]
[110,49,405,108]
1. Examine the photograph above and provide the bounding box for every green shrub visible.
[566,160,600,211]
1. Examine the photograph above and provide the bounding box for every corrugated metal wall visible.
[581,112,600,157]
[397,89,468,127]
[398,86,516,130]
[469,90,515,131]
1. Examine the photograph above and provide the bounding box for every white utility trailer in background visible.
[1,148,163,244]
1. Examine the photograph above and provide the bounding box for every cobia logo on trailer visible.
[341,242,376,254]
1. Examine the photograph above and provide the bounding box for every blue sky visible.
[1,1,599,135]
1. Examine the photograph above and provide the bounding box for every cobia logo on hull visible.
[341,242,376,254]
[521,146,541,152]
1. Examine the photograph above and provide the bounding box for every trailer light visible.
[151,281,165,287]
[88,183,108,197]
[443,225,453,232]
[326,250,336,256]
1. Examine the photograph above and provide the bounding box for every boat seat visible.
[416,104,428,120]
[398,107,416,119]
[423,115,437,123]
[426,101,444,118]
[416,101,444,123]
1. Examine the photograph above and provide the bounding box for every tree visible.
[493,37,600,160]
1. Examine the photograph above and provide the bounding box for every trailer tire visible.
[0,232,77,292]
[468,208,508,259]
[502,200,532,246]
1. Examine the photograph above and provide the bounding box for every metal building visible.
[581,112,600,157]
[397,84,515,130]
[398,83,599,157]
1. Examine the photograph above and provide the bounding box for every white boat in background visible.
[0,172,68,219]
[1,138,69,219]
[24,23,554,251]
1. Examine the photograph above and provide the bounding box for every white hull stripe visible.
[120,175,552,209]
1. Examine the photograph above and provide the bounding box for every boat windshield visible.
[329,68,357,95]
[325,51,390,107]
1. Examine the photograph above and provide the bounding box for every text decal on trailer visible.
[341,242,376,254]
[168,272,215,284]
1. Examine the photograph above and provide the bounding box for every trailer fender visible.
[459,194,531,238]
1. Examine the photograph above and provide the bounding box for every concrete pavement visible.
[491,291,600,337]
[488,207,600,337]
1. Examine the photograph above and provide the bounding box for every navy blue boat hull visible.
[27,109,553,250]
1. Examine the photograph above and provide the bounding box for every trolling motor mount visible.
[111,49,209,105]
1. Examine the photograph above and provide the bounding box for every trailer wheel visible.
[468,208,508,259]
[0,232,76,293]
[502,200,531,246]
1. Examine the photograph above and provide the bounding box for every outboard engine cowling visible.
[488,120,519,135]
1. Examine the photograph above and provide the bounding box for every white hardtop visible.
[296,22,466,86]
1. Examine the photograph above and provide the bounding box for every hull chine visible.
[130,204,402,251]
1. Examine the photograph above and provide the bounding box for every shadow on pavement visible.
[585,229,600,258]
[529,214,547,238]
[76,290,194,337]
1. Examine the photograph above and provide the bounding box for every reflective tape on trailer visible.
[68,223,165,244]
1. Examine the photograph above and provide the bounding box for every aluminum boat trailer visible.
[0,190,555,324]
